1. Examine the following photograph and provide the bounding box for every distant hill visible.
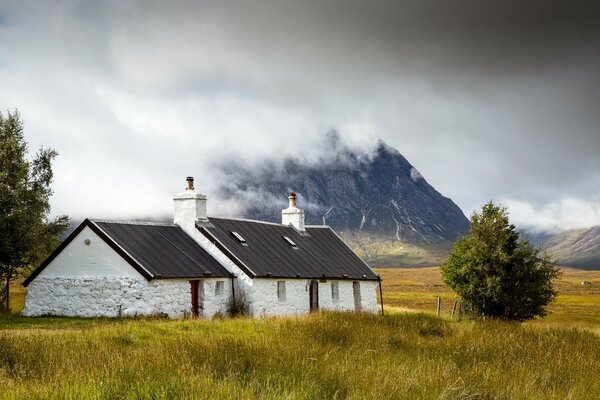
[532,226,600,270]
[217,137,470,267]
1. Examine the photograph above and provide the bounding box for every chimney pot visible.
[282,192,305,231]
[186,176,194,191]
[288,192,297,208]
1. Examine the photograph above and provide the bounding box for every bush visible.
[441,201,560,321]
[226,292,249,317]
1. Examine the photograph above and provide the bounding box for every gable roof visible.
[23,219,230,286]
[199,217,379,281]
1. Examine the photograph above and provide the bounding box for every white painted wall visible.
[22,277,232,318]
[358,281,380,313]
[316,280,379,313]
[249,279,310,316]
[37,226,145,278]
[244,278,379,317]
[202,279,232,317]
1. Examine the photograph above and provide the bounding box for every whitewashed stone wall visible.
[359,281,380,313]
[23,277,231,318]
[249,279,310,317]
[244,279,379,316]
[316,280,379,313]
[201,279,232,317]
[318,280,353,311]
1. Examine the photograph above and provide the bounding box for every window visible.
[215,281,224,296]
[231,231,247,246]
[331,282,339,302]
[277,281,286,302]
[282,236,297,247]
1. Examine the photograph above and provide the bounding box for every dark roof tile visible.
[94,221,230,279]
[200,218,378,280]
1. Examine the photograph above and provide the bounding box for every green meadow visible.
[1,267,599,399]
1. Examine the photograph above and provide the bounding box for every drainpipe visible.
[230,274,236,301]
[378,276,384,316]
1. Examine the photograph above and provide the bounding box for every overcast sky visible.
[1,1,599,232]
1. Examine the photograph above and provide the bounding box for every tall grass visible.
[1,312,599,399]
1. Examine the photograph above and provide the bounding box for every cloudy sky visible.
[1,0,599,232]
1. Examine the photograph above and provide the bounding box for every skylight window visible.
[283,236,297,247]
[231,231,246,244]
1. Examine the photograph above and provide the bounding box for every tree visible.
[0,110,69,312]
[441,201,560,321]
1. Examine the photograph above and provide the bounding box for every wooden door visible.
[198,280,205,316]
[309,280,319,311]
[353,282,362,311]
[190,280,205,318]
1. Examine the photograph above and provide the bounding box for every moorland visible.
[1,267,599,399]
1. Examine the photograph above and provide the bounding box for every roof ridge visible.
[208,216,286,227]
[90,219,176,227]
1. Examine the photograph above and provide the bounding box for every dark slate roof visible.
[199,218,379,281]
[93,220,230,279]
[23,219,230,286]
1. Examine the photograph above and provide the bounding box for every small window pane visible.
[215,281,224,296]
[331,282,339,302]
[277,281,286,302]
[283,236,297,246]
[231,231,246,243]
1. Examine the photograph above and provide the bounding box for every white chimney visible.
[282,192,305,232]
[173,176,207,231]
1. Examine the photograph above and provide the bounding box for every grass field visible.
[1,267,599,399]
[374,267,600,333]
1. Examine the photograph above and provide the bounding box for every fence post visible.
[450,300,457,319]
[436,296,441,317]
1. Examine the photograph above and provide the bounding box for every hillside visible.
[534,226,600,270]
[217,137,469,267]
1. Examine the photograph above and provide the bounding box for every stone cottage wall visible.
[249,279,310,316]
[22,277,232,319]
[22,226,233,318]
[246,278,379,317]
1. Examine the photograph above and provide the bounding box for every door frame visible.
[190,280,205,318]
[353,281,362,312]
[309,280,319,311]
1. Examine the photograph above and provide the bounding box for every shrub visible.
[226,292,249,317]
[441,201,560,321]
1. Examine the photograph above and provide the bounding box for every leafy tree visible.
[0,110,69,312]
[441,201,560,321]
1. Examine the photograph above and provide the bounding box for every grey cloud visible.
[0,1,599,231]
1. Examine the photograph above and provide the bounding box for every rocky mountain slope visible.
[217,138,470,266]
[532,226,600,270]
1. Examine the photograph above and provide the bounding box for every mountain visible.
[217,138,470,266]
[532,226,600,270]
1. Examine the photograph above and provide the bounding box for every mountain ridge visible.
[532,226,600,270]
[216,137,470,266]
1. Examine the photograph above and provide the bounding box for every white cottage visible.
[22,177,382,318]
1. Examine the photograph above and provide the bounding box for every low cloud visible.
[502,198,600,233]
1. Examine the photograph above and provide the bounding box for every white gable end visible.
[36,226,144,279]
